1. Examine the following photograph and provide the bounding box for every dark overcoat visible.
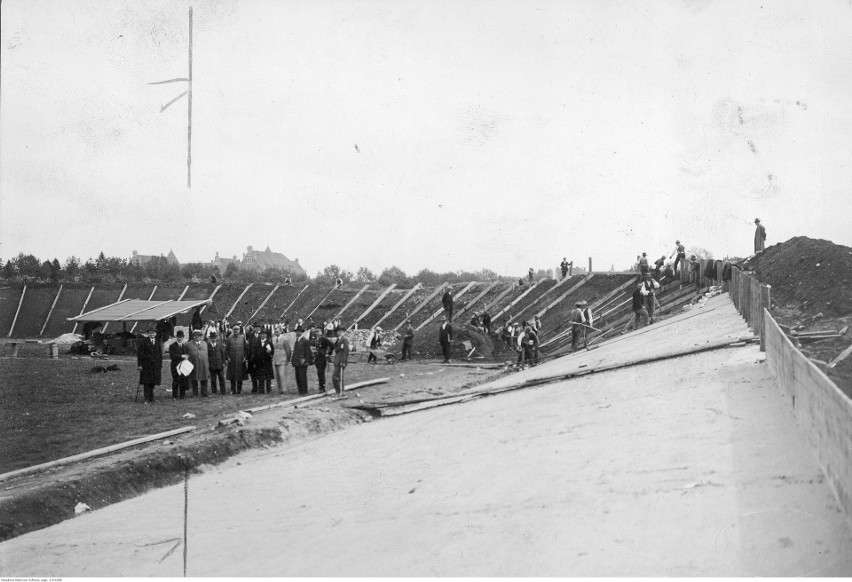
[137,338,163,386]
[225,334,248,382]
[207,339,226,371]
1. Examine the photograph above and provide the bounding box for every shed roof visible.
[67,298,211,322]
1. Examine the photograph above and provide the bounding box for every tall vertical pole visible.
[187,6,193,188]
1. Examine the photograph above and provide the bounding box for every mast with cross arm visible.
[149,7,193,188]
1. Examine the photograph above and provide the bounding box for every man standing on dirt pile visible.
[560,257,572,280]
[187,329,210,397]
[401,319,415,360]
[169,330,190,399]
[442,287,454,322]
[136,328,162,404]
[439,314,453,363]
[754,218,766,253]
[332,325,350,396]
[671,240,686,273]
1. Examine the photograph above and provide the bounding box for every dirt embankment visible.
[741,236,852,395]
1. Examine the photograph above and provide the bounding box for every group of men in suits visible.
[136,321,351,403]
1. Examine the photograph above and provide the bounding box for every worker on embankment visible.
[754,218,766,253]
[442,287,454,322]
[638,252,650,276]
[560,257,572,280]
[400,320,414,360]
[671,240,686,272]
[570,301,587,352]
[626,284,649,332]
[640,273,661,323]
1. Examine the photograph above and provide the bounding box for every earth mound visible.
[742,236,852,318]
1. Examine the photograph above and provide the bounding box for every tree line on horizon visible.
[0,252,552,288]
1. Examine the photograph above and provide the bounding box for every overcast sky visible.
[2,0,851,276]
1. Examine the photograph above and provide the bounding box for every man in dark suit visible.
[206,331,227,395]
[137,328,163,403]
[441,287,454,322]
[168,330,190,399]
[291,325,314,395]
[332,326,350,395]
[439,315,453,363]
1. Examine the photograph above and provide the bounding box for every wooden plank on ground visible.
[0,426,197,483]
[373,283,422,329]
[393,283,448,331]
[39,285,63,337]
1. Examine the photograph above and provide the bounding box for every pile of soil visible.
[743,236,852,318]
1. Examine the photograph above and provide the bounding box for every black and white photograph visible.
[1,0,851,576]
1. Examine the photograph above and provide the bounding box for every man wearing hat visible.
[313,327,335,392]
[670,240,686,273]
[169,330,190,399]
[291,323,314,395]
[252,329,275,394]
[570,301,587,352]
[136,328,163,403]
[272,327,293,394]
[639,273,661,323]
[400,319,415,361]
[439,315,453,363]
[206,331,227,395]
[332,325,351,395]
[754,218,766,253]
[187,329,210,397]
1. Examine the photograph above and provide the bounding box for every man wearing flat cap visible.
[754,218,766,253]
[570,301,587,352]
[137,327,163,403]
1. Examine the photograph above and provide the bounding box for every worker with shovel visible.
[570,302,588,352]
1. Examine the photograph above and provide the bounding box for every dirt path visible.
[2,344,850,576]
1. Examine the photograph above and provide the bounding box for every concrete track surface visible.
[3,299,852,576]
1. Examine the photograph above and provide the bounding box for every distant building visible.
[130,249,180,267]
[211,245,305,276]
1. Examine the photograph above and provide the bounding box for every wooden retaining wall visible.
[732,265,852,523]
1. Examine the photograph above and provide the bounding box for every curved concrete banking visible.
[2,345,850,576]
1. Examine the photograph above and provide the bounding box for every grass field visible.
[0,344,386,473]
